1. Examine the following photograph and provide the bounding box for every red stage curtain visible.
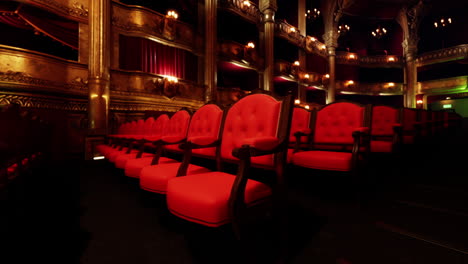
[120,35,198,81]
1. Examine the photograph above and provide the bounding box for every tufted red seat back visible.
[221,94,282,167]
[371,106,398,136]
[290,107,311,143]
[402,108,416,131]
[150,114,170,136]
[128,121,138,135]
[135,119,145,135]
[314,102,365,145]
[187,104,223,157]
[143,117,155,135]
[164,110,191,137]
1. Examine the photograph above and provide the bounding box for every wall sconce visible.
[293,61,300,66]
[348,54,357,59]
[346,80,354,86]
[295,99,301,104]
[164,75,178,83]
[304,105,310,110]
[246,42,255,49]
[324,74,330,78]
[166,10,178,19]
[241,0,251,8]
[304,74,310,79]
[387,82,395,87]
[416,99,423,104]
[309,36,316,42]
[321,44,326,50]
[289,27,297,33]
[387,56,396,62]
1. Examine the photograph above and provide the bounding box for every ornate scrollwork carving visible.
[0,71,53,86]
[33,0,88,19]
[0,93,87,111]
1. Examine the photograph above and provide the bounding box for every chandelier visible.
[371,26,387,39]
[338,24,350,35]
[434,17,452,28]
[306,8,320,21]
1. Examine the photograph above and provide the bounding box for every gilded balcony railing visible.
[218,40,263,70]
[416,44,468,67]
[336,81,403,95]
[219,0,262,24]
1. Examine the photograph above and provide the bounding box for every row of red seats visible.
[0,104,50,190]
[95,95,462,236]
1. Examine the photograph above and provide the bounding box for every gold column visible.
[404,42,418,108]
[298,0,307,102]
[88,0,111,135]
[260,0,277,92]
[323,30,338,104]
[204,0,217,102]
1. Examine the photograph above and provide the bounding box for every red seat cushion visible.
[167,172,272,227]
[114,152,154,169]
[370,140,393,153]
[291,150,353,171]
[124,156,177,178]
[107,148,139,163]
[140,163,211,194]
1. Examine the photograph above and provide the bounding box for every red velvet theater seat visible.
[114,117,156,169]
[290,101,371,174]
[370,105,401,154]
[139,104,223,194]
[123,110,190,178]
[166,93,293,231]
[401,108,418,145]
[287,107,312,163]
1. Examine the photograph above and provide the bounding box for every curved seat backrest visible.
[150,114,170,136]
[221,93,284,167]
[187,104,223,158]
[143,117,155,135]
[135,119,145,135]
[402,108,417,132]
[127,121,138,135]
[164,110,191,137]
[371,105,399,136]
[290,107,311,143]
[313,102,367,145]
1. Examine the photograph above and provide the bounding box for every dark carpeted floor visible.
[1,121,468,264]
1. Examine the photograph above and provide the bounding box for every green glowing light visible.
[443,104,452,109]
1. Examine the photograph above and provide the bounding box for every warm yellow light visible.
[289,27,296,33]
[242,0,251,7]
[346,80,354,85]
[321,44,326,49]
[434,22,438,28]
[304,74,310,79]
[305,105,310,110]
[164,76,178,83]
[294,99,301,104]
[246,42,255,49]
[325,74,330,78]
[446,97,451,100]
[90,94,98,99]
[309,36,316,42]
[293,61,300,66]
[387,82,395,87]
[416,99,423,104]
[167,10,178,19]
[348,54,356,59]
[387,56,396,62]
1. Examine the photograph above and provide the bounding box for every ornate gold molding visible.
[0,91,87,111]
[275,60,322,86]
[275,20,305,49]
[419,76,468,94]
[416,44,468,67]
[218,40,263,70]
[336,81,403,95]
[336,52,404,68]
[16,0,89,22]
[112,2,196,53]
[219,0,262,24]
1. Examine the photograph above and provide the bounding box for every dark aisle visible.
[1,121,467,264]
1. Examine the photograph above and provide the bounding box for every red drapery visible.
[120,35,198,81]
[0,3,78,49]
